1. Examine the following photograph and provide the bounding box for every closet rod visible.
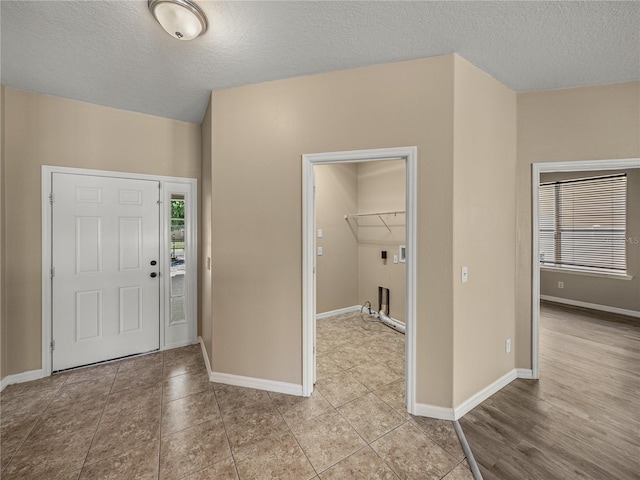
[344,211,405,234]
[344,210,405,218]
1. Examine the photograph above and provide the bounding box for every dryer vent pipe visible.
[375,286,405,334]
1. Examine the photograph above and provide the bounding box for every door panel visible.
[52,173,160,370]
[75,289,102,341]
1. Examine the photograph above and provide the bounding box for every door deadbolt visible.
[150,260,157,266]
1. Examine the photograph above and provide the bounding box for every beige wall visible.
[200,96,213,367]
[209,55,457,405]
[2,88,201,376]
[516,82,640,368]
[315,163,359,313]
[452,56,517,405]
[357,160,406,322]
[539,169,640,313]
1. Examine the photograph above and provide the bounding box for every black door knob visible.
[150,272,158,278]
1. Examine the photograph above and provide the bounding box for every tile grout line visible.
[365,381,464,479]
[210,384,241,479]
[75,365,118,478]
[337,402,408,480]
[318,312,408,478]
[0,379,63,474]
[358,400,409,477]
[269,393,320,480]
[325,372,402,476]
[162,351,222,480]
[410,418,470,465]
[156,352,165,480]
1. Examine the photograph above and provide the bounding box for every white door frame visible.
[163,182,199,349]
[41,166,198,375]
[302,146,418,415]
[531,157,640,378]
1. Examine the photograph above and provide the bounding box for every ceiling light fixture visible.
[148,0,208,41]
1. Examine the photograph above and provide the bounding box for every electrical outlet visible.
[505,338,511,354]
[317,229,323,238]
[558,281,564,289]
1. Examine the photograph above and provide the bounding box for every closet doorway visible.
[302,147,418,415]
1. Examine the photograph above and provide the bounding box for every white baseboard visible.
[411,368,529,421]
[413,402,455,420]
[197,336,303,396]
[541,295,640,318]
[453,369,518,420]
[198,336,214,380]
[516,368,534,379]
[210,372,303,397]
[316,305,362,320]
[0,369,44,392]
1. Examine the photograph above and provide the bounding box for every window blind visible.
[539,174,627,272]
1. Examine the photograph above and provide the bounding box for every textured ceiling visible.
[2,1,639,123]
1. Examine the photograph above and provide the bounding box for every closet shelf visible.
[344,211,406,233]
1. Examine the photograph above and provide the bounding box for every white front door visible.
[52,173,160,370]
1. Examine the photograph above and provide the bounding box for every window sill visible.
[540,266,633,281]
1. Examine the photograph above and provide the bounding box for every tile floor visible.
[0,311,473,479]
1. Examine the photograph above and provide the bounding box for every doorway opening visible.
[302,147,418,414]
[531,158,640,378]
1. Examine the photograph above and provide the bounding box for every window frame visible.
[538,173,628,276]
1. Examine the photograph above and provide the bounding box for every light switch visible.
[317,246,323,256]
[393,255,398,264]
[317,229,323,238]
[461,266,468,283]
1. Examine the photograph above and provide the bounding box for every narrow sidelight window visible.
[170,195,186,324]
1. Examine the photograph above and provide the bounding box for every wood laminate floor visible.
[459,301,640,479]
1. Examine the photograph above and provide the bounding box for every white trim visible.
[210,372,303,396]
[316,305,362,320]
[453,369,518,420]
[0,369,44,392]
[199,335,302,396]
[165,339,199,350]
[423,367,535,421]
[302,146,418,414]
[42,168,53,377]
[413,403,455,421]
[199,336,214,380]
[540,266,632,280]
[531,158,640,380]
[540,295,640,318]
[453,420,482,480]
[516,368,534,379]
[405,148,418,413]
[42,166,197,376]
[163,180,198,347]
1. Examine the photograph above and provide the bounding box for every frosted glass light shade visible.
[148,0,208,41]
